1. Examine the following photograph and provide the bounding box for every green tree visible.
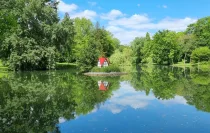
[73,18,94,60]
[152,30,180,65]
[142,32,153,63]
[191,47,210,63]
[131,37,145,64]
[53,13,75,62]
[93,22,114,57]
[190,17,210,47]
[177,32,196,63]
[0,1,17,61]
[77,37,99,72]
[1,0,74,71]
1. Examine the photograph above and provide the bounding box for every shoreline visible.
[84,72,128,76]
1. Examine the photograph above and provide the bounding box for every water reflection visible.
[98,81,109,91]
[0,66,210,133]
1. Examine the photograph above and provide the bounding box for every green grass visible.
[0,60,7,70]
[55,62,77,70]
[91,65,121,72]
[0,60,8,78]
[172,62,194,67]
[172,61,210,72]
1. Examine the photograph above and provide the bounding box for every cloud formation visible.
[58,1,78,13]
[101,10,125,20]
[57,1,197,44]
[71,10,97,20]
[163,5,168,8]
[58,0,97,20]
[88,1,97,6]
[103,10,197,44]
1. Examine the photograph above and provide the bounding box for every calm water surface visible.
[0,66,210,133]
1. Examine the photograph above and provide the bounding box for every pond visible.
[0,66,210,133]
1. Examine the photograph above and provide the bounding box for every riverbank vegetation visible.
[1,0,209,72]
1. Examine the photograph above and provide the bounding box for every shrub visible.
[191,47,210,63]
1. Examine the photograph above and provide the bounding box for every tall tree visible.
[93,22,114,57]
[1,0,72,70]
[73,18,94,59]
[142,32,153,63]
[177,32,196,63]
[53,13,75,62]
[0,0,17,60]
[192,17,210,47]
[131,37,145,64]
[152,30,180,65]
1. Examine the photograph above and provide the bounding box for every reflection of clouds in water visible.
[160,96,187,105]
[101,82,187,114]
[102,104,124,114]
[101,82,155,114]
[59,117,66,123]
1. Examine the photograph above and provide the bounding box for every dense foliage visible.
[0,70,120,133]
[129,17,210,65]
[0,0,119,71]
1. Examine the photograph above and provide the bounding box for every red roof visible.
[99,82,108,91]
[98,57,108,65]
[99,83,107,91]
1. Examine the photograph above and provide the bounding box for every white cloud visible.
[106,26,147,44]
[101,10,125,20]
[122,17,197,31]
[88,1,97,6]
[160,96,187,105]
[137,4,141,7]
[58,0,78,13]
[108,14,150,26]
[71,10,97,20]
[59,117,66,123]
[105,10,197,44]
[163,5,168,8]
[57,1,97,20]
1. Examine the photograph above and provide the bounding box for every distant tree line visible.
[130,17,210,65]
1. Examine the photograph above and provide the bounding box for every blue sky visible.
[57,0,210,44]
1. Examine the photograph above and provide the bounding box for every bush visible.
[191,47,210,63]
[91,65,121,72]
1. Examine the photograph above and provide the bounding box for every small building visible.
[98,57,109,68]
[98,81,109,91]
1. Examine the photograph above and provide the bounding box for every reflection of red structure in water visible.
[98,81,109,91]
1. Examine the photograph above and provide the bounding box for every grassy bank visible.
[0,60,7,70]
[172,62,195,67]
[0,61,77,71]
[0,60,8,78]
[55,62,77,70]
[172,62,210,71]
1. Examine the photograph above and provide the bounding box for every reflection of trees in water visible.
[130,65,210,112]
[0,71,120,133]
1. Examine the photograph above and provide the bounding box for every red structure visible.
[98,81,109,91]
[98,57,109,68]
